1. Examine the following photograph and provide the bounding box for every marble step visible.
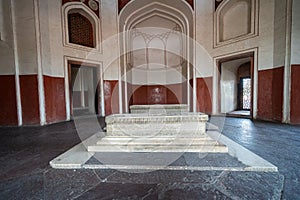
[88,143,228,153]
[97,139,219,146]
[97,136,215,144]
[106,130,206,137]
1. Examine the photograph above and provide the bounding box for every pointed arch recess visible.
[214,0,258,47]
[62,2,101,52]
[118,0,194,111]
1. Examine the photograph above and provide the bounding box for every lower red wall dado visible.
[129,83,183,106]
[257,67,284,122]
[196,77,213,114]
[0,75,18,125]
[44,76,66,124]
[20,75,40,125]
[125,80,213,114]
[290,65,300,124]
[104,80,119,115]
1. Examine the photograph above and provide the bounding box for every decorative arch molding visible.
[120,1,193,35]
[126,10,186,35]
[62,2,102,52]
[118,0,194,13]
[62,0,100,17]
[214,0,258,48]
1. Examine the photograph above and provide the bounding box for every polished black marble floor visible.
[0,117,299,199]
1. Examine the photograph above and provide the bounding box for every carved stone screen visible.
[242,78,251,110]
[68,13,94,48]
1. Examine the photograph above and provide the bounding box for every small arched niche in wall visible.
[62,2,101,52]
[214,0,258,47]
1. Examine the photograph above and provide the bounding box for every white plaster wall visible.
[221,0,250,41]
[0,0,3,41]
[39,0,64,77]
[220,61,239,113]
[136,15,177,29]
[291,0,300,64]
[130,67,183,85]
[195,0,276,77]
[39,0,51,76]
[273,0,287,68]
[101,0,119,80]
[194,0,214,78]
[0,0,15,75]
[14,0,38,75]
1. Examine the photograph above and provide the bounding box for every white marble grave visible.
[87,104,228,153]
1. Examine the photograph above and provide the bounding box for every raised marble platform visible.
[50,130,278,172]
[130,104,189,114]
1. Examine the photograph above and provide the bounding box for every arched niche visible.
[215,0,258,47]
[62,2,101,52]
[119,0,194,110]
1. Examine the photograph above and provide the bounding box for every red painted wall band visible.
[128,83,183,106]
[196,77,213,114]
[290,65,300,124]
[44,75,66,124]
[0,75,18,125]
[257,67,284,122]
[19,75,40,125]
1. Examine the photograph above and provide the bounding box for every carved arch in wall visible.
[118,0,194,111]
[214,0,258,47]
[62,2,101,52]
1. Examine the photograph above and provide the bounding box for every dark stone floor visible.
[221,118,300,200]
[0,117,299,199]
[85,152,248,168]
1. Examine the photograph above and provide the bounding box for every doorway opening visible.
[219,54,253,118]
[68,62,99,117]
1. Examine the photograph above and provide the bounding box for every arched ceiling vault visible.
[118,0,194,13]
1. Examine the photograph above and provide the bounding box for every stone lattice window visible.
[68,12,94,48]
[242,78,251,110]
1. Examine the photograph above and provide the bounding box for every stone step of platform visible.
[88,144,228,153]
[89,135,228,153]
[97,137,219,146]
[107,130,205,137]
